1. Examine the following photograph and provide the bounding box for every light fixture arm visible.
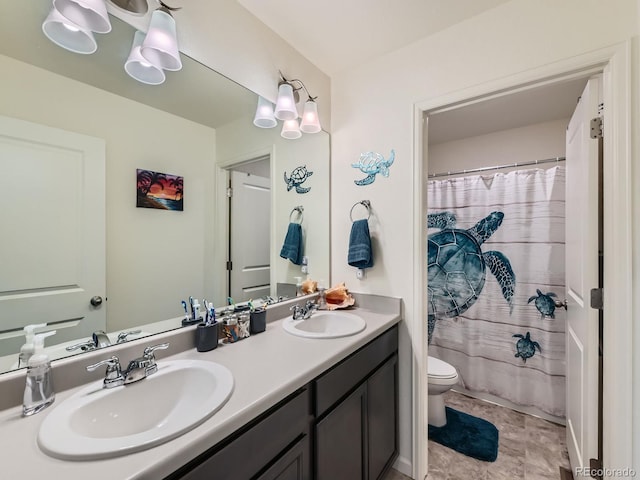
[158,0,181,14]
[279,71,317,102]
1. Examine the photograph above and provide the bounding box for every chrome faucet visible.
[67,329,142,353]
[122,343,169,384]
[290,300,318,320]
[86,343,169,388]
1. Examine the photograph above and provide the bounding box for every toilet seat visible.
[427,356,457,379]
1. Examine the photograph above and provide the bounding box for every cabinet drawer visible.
[173,387,311,480]
[314,325,397,417]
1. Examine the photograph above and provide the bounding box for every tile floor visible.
[383,391,571,480]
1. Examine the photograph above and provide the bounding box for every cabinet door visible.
[315,384,366,480]
[367,354,398,480]
[256,435,310,480]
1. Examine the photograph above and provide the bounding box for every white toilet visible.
[427,356,459,427]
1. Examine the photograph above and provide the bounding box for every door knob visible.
[90,296,103,307]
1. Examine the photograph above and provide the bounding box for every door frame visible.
[213,146,277,306]
[412,41,632,479]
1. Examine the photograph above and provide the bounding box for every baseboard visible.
[393,455,413,478]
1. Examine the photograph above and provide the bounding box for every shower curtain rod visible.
[428,156,565,179]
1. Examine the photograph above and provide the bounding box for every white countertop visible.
[0,305,400,480]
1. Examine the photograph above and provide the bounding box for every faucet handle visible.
[143,343,169,360]
[66,339,96,352]
[86,356,124,388]
[116,329,142,344]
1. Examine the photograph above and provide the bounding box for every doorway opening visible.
[413,42,633,480]
[225,155,271,304]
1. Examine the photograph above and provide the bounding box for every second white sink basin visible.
[283,311,366,339]
[38,359,234,460]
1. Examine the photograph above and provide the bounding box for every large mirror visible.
[0,2,329,373]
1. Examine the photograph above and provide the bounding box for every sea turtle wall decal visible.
[427,211,516,343]
[284,165,313,194]
[528,289,558,319]
[351,149,395,186]
[513,332,541,363]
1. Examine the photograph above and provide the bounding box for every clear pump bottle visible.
[23,331,56,416]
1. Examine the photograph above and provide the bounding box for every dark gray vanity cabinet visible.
[314,326,399,480]
[167,387,312,480]
[166,324,398,480]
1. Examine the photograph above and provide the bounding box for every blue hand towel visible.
[280,222,303,265]
[348,219,373,268]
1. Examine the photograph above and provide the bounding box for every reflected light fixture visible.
[125,30,166,85]
[255,72,322,139]
[253,96,278,128]
[140,1,182,72]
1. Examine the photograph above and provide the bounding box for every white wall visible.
[428,118,568,175]
[330,0,638,474]
[1,55,216,333]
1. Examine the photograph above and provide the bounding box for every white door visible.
[0,116,106,355]
[229,170,271,302]
[565,76,601,475]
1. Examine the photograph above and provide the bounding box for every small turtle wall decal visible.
[513,332,541,363]
[284,165,313,194]
[528,289,558,319]
[351,149,395,186]
[426,211,516,343]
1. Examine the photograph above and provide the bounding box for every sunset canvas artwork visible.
[136,169,184,211]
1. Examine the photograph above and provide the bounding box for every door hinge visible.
[590,288,603,310]
[226,187,233,197]
[226,261,232,271]
[590,457,603,479]
[590,117,603,139]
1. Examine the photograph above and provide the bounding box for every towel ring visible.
[350,200,371,222]
[289,205,304,224]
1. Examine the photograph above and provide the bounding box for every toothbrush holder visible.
[250,308,267,334]
[195,322,219,352]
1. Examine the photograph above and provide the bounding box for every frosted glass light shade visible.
[274,82,298,121]
[253,96,277,128]
[300,99,321,133]
[42,7,97,54]
[281,119,302,140]
[140,9,182,72]
[125,31,166,85]
[53,0,111,34]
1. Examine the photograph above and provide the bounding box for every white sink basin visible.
[282,311,366,339]
[38,359,234,460]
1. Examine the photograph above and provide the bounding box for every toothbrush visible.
[181,300,189,320]
[189,296,195,319]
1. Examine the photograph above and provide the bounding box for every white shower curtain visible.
[427,166,566,418]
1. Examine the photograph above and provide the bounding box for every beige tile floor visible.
[384,391,570,480]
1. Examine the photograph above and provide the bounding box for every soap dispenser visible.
[23,331,56,416]
[17,323,47,368]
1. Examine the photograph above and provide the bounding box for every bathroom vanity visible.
[0,296,400,480]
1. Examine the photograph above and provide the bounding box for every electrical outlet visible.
[302,256,308,265]
[356,269,365,279]
[301,265,309,274]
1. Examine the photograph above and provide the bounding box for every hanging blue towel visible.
[280,222,303,265]
[348,219,373,268]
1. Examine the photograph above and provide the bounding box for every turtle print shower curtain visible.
[427,166,566,418]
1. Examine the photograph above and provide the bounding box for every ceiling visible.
[237,0,512,75]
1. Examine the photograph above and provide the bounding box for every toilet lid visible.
[428,356,457,379]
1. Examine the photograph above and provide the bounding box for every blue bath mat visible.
[428,407,499,462]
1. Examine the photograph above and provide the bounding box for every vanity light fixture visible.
[125,30,166,85]
[42,0,111,54]
[42,7,98,54]
[139,1,182,72]
[254,72,322,139]
[53,0,112,34]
